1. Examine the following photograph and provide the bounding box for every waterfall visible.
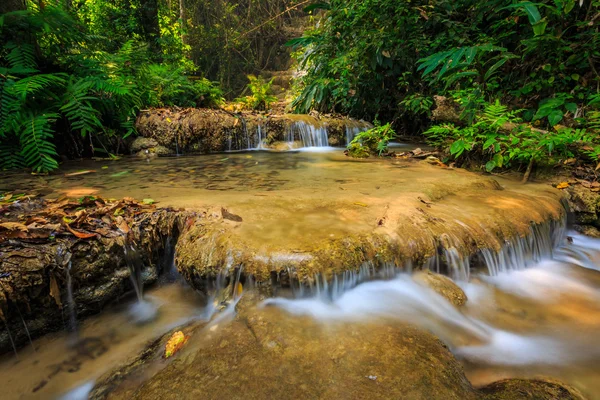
[124,244,144,301]
[286,121,329,148]
[480,218,565,276]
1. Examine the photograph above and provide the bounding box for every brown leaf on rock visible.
[0,222,29,232]
[49,273,62,309]
[25,216,49,225]
[115,216,130,234]
[65,224,98,239]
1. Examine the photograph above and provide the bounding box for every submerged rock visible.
[480,378,586,400]
[89,295,584,400]
[413,270,467,306]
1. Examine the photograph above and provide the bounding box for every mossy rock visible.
[413,270,467,306]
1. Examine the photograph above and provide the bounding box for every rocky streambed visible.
[1,150,600,399]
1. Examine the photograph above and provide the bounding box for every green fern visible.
[18,112,59,172]
[60,76,103,137]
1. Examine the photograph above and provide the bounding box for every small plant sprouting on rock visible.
[347,122,395,158]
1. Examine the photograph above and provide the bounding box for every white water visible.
[265,230,600,368]
[286,121,330,147]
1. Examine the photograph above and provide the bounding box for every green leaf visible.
[485,160,496,172]
[565,103,578,113]
[483,137,496,150]
[450,139,465,156]
[548,110,564,126]
[532,18,548,36]
[492,153,504,168]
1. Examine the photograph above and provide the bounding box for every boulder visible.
[130,137,159,153]
[413,270,467,306]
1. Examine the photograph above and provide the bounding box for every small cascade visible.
[15,305,35,351]
[124,244,144,301]
[255,123,266,149]
[286,120,329,148]
[65,261,77,334]
[3,319,18,358]
[284,261,402,300]
[480,218,566,276]
[345,124,365,145]
[123,243,158,324]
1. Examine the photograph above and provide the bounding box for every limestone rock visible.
[130,137,159,153]
[413,270,467,306]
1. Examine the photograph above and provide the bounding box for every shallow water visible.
[1,150,598,398]
[0,283,208,399]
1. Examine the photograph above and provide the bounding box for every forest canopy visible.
[1,0,600,174]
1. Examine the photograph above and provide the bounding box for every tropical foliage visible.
[0,1,222,172]
[291,1,599,123]
[291,0,600,170]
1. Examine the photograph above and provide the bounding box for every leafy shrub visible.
[424,100,600,173]
[0,3,223,172]
[235,75,277,111]
[347,122,395,158]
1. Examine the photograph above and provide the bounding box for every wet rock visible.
[573,224,600,238]
[564,185,600,226]
[412,270,467,306]
[480,378,586,400]
[93,306,480,400]
[0,200,191,354]
[130,137,159,153]
[135,108,371,153]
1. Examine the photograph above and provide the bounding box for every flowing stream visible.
[1,149,599,398]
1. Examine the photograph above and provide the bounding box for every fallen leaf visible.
[556,182,570,189]
[221,208,243,222]
[353,202,368,207]
[165,331,188,358]
[115,216,130,234]
[49,273,62,309]
[142,198,155,205]
[25,216,49,225]
[66,224,97,239]
[563,158,577,165]
[0,222,28,232]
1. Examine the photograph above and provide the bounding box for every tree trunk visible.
[139,0,162,60]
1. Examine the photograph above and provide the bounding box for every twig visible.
[522,158,535,183]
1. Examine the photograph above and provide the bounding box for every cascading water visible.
[123,243,158,324]
[286,120,330,148]
[264,222,600,367]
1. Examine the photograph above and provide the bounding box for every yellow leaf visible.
[353,202,368,207]
[166,118,172,123]
[556,182,569,189]
[165,331,188,358]
[235,282,243,297]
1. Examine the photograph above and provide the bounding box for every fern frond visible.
[60,77,103,137]
[11,73,66,102]
[4,43,37,70]
[18,112,59,172]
